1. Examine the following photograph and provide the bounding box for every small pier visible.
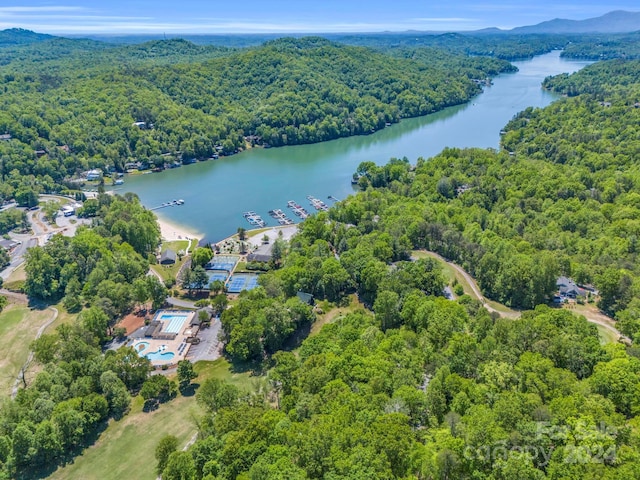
[268,208,295,225]
[150,199,184,211]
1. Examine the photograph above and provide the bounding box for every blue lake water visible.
[123,51,592,242]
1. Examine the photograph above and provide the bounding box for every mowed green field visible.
[0,304,53,397]
[49,358,255,480]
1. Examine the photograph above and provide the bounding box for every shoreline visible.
[215,224,299,248]
[154,212,203,242]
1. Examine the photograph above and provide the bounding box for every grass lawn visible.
[484,298,521,317]
[0,304,52,397]
[596,324,618,345]
[49,358,255,480]
[310,294,367,336]
[162,240,190,254]
[5,263,26,283]
[45,304,79,332]
[151,241,190,283]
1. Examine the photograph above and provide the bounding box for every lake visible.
[123,50,592,242]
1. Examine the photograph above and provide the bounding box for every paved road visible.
[1,236,36,281]
[415,250,519,319]
[166,296,197,309]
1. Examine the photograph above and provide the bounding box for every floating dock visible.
[243,211,266,227]
[306,195,329,211]
[269,208,295,225]
[286,200,309,219]
[150,199,184,211]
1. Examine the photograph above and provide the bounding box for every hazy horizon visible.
[0,1,638,35]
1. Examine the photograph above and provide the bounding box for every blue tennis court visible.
[227,274,260,293]
[208,271,229,285]
[206,255,239,272]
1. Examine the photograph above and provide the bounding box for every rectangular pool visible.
[158,312,190,333]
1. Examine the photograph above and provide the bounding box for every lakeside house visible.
[556,276,587,299]
[160,249,177,265]
[86,169,102,181]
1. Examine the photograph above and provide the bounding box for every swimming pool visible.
[159,312,190,333]
[145,350,175,361]
[133,341,176,363]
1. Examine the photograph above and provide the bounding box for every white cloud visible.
[0,6,84,13]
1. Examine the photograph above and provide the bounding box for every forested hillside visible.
[146,56,640,479]
[0,35,514,204]
[4,28,640,479]
[561,32,640,60]
[343,58,640,319]
[0,193,171,478]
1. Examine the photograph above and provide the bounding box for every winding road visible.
[416,250,628,343]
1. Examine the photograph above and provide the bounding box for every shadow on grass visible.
[228,357,267,376]
[18,420,109,480]
[282,321,312,352]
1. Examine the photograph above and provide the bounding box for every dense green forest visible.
[3,27,640,479]
[0,194,172,478]
[0,34,515,204]
[561,32,640,60]
[0,29,636,207]
[146,56,640,479]
[342,59,640,319]
[173,304,638,479]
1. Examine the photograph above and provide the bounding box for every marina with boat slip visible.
[243,195,336,227]
[122,52,591,243]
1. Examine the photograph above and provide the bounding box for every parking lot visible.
[185,318,222,362]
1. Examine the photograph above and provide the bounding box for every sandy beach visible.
[155,213,202,242]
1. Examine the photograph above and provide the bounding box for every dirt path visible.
[419,251,520,319]
[417,250,626,342]
[0,289,29,304]
[11,306,58,398]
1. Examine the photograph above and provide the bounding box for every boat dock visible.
[240,196,333,227]
[243,211,266,228]
[306,195,329,211]
[286,200,309,219]
[268,209,295,225]
[150,199,184,211]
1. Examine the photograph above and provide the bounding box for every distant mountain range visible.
[0,28,53,46]
[0,10,638,44]
[508,10,640,34]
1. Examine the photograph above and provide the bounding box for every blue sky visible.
[0,1,638,34]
